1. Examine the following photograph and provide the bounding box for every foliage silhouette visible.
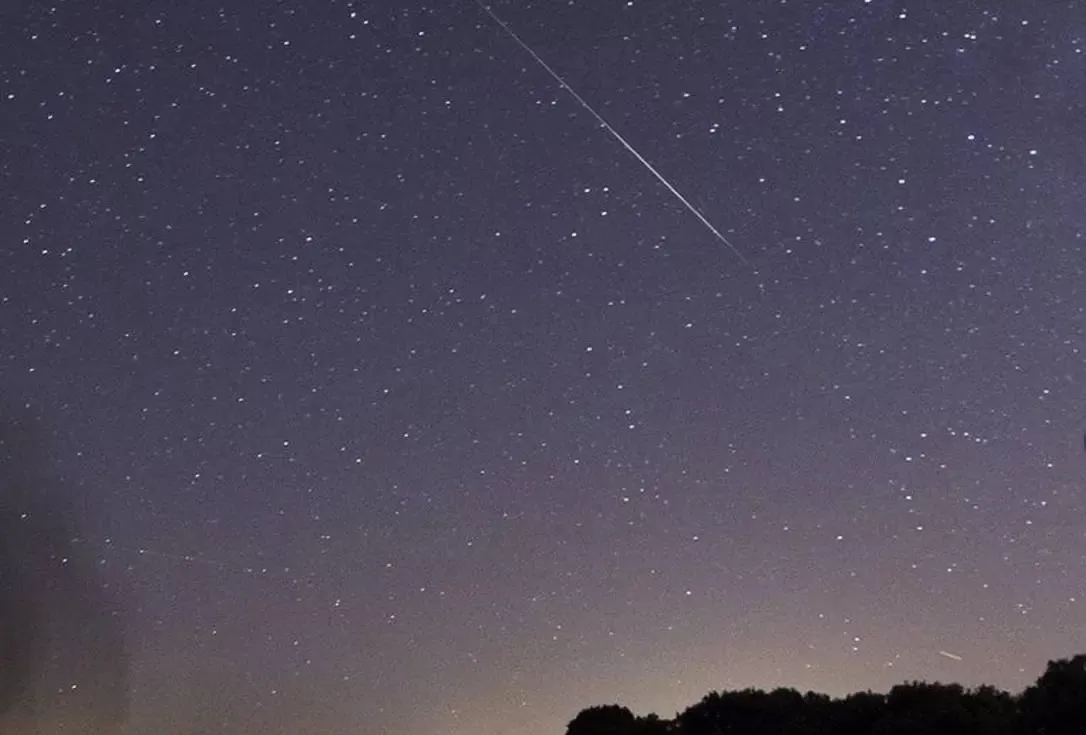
[566,704,675,735]
[567,704,639,735]
[567,653,1086,735]
[1018,654,1086,735]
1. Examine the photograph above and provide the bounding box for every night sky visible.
[2,1,1085,733]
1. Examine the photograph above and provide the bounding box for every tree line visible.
[566,653,1086,735]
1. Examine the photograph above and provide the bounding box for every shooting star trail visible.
[474,1,748,265]
[938,650,963,661]
[102,539,262,576]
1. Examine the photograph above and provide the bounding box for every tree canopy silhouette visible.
[566,653,1086,735]
[1018,654,1086,735]
[566,704,674,735]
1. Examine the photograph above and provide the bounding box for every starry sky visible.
[1,0,1085,733]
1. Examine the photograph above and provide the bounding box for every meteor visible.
[474,1,748,265]
[102,539,262,576]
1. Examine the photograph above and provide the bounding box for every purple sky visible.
[2,1,1085,733]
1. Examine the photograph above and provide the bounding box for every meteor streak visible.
[474,1,748,265]
[103,539,259,575]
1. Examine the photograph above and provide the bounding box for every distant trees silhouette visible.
[566,654,1086,735]
[567,705,670,735]
[1017,654,1086,735]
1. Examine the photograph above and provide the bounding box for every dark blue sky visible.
[2,1,1084,733]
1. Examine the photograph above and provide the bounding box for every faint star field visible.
[1,1,1085,734]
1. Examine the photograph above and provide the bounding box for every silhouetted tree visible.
[567,704,639,735]
[1017,654,1086,735]
[790,691,836,735]
[964,685,1016,735]
[675,690,733,735]
[564,652,1086,735]
[873,682,973,735]
[635,713,672,735]
[677,687,809,735]
[823,690,886,735]
[566,654,1086,735]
